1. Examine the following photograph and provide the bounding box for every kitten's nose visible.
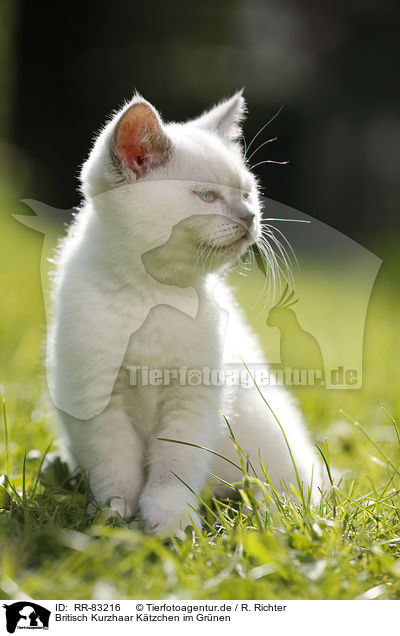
[238,210,255,229]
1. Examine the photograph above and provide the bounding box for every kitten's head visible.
[81,92,261,280]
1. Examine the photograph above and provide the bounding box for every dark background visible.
[2,0,399,249]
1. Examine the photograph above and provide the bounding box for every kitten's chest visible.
[123,300,222,368]
[117,300,223,435]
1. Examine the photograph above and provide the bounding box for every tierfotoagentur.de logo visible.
[2,603,50,633]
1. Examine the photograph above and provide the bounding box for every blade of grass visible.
[340,409,396,473]
[241,361,306,507]
[29,442,53,500]
[2,397,10,476]
[316,441,336,517]
[381,406,400,446]
[157,438,242,471]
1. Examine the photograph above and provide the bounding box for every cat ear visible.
[112,97,171,178]
[190,91,246,141]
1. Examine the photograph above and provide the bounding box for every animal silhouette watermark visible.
[2,602,50,633]
[14,187,381,419]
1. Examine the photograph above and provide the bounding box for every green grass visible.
[1,190,400,600]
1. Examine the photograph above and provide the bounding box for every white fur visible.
[48,92,321,535]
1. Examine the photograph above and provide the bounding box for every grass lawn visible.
[1,188,400,600]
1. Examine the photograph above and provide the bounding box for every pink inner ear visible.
[115,103,161,174]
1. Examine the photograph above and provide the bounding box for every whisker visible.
[258,223,296,300]
[265,223,299,269]
[201,242,210,271]
[246,137,278,163]
[262,232,294,288]
[231,249,252,277]
[204,241,215,271]
[199,239,210,273]
[236,249,252,275]
[245,104,284,157]
[251,159,289,169]
[259,238,282,288]
[254,238,279,309]
[263,218,310,224]
[262,222,298,270]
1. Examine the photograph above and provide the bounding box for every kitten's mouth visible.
[197,227,255,267]
[215,230,251,253]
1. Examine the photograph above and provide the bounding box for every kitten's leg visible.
[139,387,221,535]
[58,396,144,517]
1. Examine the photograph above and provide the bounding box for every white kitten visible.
[48,92,321,535]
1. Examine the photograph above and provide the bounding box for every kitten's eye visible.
[196,190,218,203]
[242,192,250,200]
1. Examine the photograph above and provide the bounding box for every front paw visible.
[140,494,201,537]
[89,494,137,520]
